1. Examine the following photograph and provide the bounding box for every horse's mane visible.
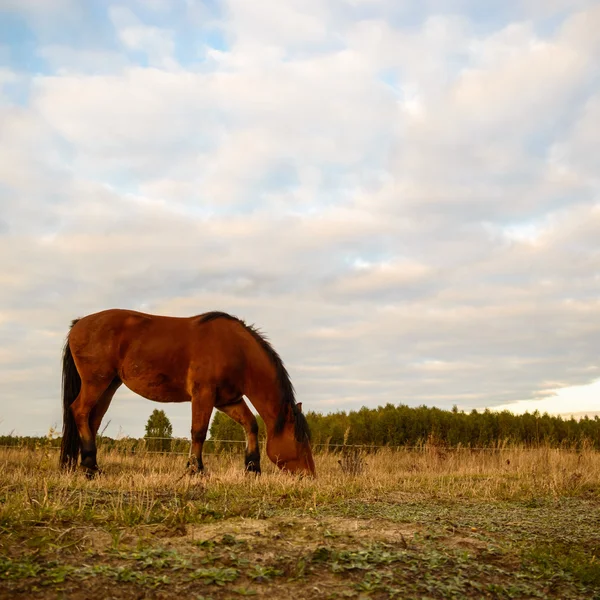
[197,311,311,443]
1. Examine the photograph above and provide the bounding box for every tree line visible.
[209,403,600,450]
[1,404,598,453]
[300,404,600,449]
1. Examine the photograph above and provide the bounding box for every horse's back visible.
[69,309,190,374]
[71,309,192,338]
[70,308,248,351]
[68,309,252,402]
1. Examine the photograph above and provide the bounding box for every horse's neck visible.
[241,330,287,436]
[244,378,282,436]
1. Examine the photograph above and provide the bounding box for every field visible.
[1,445,599,599]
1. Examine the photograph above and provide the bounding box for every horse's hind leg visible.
[88,378,122,473]
[217,398,261,474]
[71,378,114,476]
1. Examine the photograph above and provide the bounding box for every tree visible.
[145,409,173,452]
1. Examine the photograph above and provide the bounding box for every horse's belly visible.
[121,370,190,404]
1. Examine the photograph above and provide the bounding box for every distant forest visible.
[2,403,598,451]
[301,404,600,449]
[209,404,600,450]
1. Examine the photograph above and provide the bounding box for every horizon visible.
[2,394,598,440]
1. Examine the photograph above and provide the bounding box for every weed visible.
[247,564,284,582]
[189,567,240,586]
[526,542,600,587]
[338,447,365,476]
[232,587,258,596]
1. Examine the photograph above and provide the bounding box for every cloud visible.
[493,378,600,417]
[109,6,177,69]
[0,0,78,15]
[37,46,129,75]
[327,258,434,299]
[554,93,600,182]
[0,1,599,437]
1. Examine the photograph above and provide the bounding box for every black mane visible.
[198,311,311,443]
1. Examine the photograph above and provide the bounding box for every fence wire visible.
[0,439,538,454]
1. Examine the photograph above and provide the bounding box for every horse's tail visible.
[59,321,81,470]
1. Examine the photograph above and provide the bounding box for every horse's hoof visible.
[186,457,206,475]
[81,466,101,480]
[186,465,205,477]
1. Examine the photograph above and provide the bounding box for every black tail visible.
[60,322,81,470]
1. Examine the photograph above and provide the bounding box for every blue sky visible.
[0,0,599,438]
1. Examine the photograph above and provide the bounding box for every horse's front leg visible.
[188,386,215,475]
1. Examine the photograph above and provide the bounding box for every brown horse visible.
[59,309,315,477]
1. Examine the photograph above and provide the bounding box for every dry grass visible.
[1,445,599,598]
[1,444,597,516]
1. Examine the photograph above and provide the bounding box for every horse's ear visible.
[296,402,303,413]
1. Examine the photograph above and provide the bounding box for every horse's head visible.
[267,402,316,476]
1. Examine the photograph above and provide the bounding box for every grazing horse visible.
[59,309,315,477]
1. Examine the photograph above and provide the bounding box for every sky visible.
[0,0,599,439]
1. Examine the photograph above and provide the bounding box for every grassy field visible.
[0,444,599,599]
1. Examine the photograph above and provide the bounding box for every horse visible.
[59,309,315,477]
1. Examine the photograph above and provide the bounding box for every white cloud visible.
[132,0,171,11]
[109,6,177,69]
[224,0,331,50]
[494,378,600,417]
[38,45,129,75]
[0,0,77,14]
[329,258,433,298]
